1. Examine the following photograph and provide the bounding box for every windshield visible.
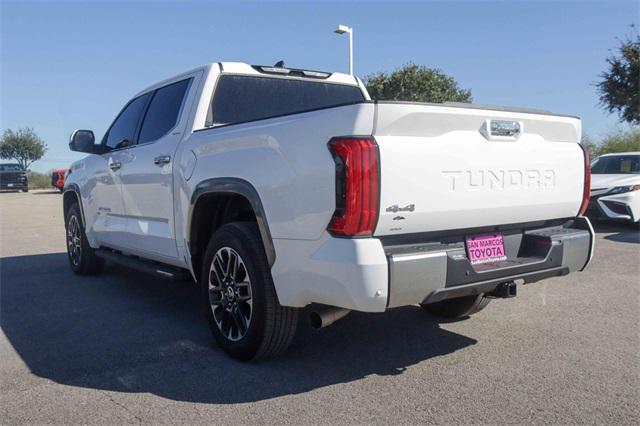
[591,155,640,174]
[0,164,22,172]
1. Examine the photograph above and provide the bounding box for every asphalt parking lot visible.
[1,190,638,424]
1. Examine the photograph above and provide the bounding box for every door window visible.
[138,79,191,144]
[103,93,151,149]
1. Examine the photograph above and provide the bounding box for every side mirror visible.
[69,129,101,154]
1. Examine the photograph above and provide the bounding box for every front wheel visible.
[65,204,104,275]
[200,222,299,361]
[421,294,491,319]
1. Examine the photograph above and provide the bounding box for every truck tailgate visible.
[372,102,585,236]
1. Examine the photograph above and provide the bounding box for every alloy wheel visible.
[208,247,253,341]
[67,215,82,266]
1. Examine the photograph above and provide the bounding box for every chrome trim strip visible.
[576,216,595,271]
[105,213,169,223]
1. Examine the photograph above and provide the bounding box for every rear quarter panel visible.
[177,103,379,306]
[179,103,376,242]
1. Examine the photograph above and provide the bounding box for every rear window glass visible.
[210,75,365,126]
[139,79,191,144]
[0,164,22,171]
[591,155,640,174]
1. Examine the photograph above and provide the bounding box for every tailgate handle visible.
[482,120,521,141]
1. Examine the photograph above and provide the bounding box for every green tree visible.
[0,127,47,170]
[364,63,472,103]
[581,134,599,158]
[590,128,640,157]
[597,30,640,125]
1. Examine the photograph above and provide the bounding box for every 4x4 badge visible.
[386,204,415,213]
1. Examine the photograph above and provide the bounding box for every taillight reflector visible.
[328,137,380,236]
[578,145,591,216]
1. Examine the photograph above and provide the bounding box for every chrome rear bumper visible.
[385,217,594,308]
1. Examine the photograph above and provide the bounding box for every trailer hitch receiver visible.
[490,281,517,298]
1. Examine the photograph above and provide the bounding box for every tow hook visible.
[490,281,517,298]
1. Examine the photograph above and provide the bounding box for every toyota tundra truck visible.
[64,62,594,360]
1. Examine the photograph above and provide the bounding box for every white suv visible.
[588,152,640,224]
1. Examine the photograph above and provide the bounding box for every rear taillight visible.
[578,145,591,216]
[328,137,380,236]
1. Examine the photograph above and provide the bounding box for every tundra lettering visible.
[442,168,556,191]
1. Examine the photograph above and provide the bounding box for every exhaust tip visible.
[308,307,351,329]
[309,311,323,329]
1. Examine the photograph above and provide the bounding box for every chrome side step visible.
[95,248,192,282]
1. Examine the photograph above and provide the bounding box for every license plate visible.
[6,183,13,187]
[466,233,507,265]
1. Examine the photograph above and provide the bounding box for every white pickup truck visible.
[65,62,594,360]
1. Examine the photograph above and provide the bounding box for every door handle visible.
[109,161,121,171]
[154,155,171,166]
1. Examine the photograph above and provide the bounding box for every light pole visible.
[333,24,353,75]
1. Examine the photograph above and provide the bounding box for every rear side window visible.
[591,155,640,174]
[209,75,365,126]
[139,79,191,144]
[104,93,151,149]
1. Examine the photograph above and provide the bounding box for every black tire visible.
[200,222,298,361]
[65,203,104,275]
[421,294,491,319]
[22,186,28,192]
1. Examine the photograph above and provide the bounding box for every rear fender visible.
[188,177,276,266]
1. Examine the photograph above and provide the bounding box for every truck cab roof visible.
[134,62,364,99]
[218,62,360,85]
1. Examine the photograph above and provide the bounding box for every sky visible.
[1,0,638,173]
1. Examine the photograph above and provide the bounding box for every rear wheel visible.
[65,204,104,275]
[421,294,491,319]
[200,222,298,361]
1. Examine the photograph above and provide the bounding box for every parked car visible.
[0,163,28,192]
[587,152,639,224]
[51,168,68,193]
[64,62,594,360]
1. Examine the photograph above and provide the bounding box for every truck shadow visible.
[1,253,476,404]
[32,190,62,195]
[591,221,639,244]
